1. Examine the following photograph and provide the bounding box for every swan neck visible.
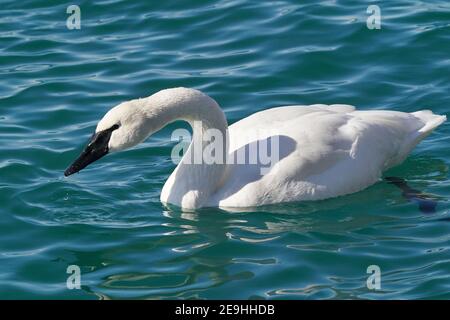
[151,88,229,209]
[145,88,228,135]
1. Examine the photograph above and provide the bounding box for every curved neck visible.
[143,88,228,135]
[143,88,229,209]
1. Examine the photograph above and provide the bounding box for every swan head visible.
[64,87,219,177]
[64,99,157,176]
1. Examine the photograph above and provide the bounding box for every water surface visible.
[0,0,449,299]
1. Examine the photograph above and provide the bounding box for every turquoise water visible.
[1,0,449,299]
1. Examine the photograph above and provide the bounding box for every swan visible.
[64,87,446,210]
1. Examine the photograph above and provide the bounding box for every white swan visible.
[65,87,446,210]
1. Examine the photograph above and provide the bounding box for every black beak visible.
[64,124,119,177]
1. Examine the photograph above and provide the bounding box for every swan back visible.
[207,105,446,208]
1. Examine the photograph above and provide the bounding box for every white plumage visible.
[93,87,446,210]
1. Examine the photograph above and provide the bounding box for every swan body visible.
[65,87,446,210]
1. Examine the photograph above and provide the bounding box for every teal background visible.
[0,0,449,299]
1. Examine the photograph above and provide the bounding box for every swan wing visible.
[212,105,445,207]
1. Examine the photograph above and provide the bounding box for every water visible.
[0,0,449,299]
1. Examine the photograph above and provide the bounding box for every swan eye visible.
[86,124,119,148]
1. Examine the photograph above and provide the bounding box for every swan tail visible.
[405,110,445,153]
[412,110,446,137]
[386,110,446,169]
